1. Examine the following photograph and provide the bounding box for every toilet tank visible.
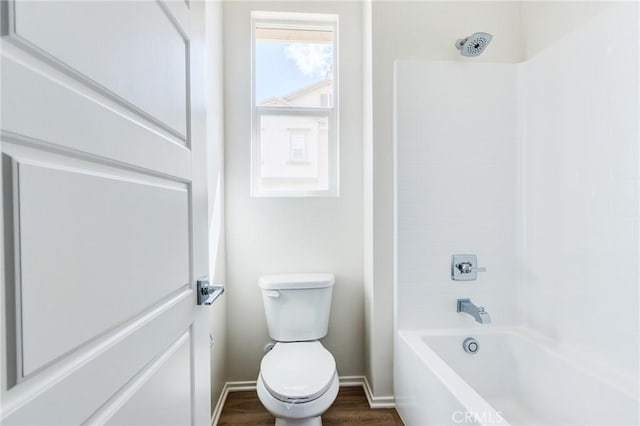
[259,273,335,342]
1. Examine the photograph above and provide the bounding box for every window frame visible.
[250,12,339,198]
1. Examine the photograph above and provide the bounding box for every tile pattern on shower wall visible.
[520,3,639,385]
[395,61,520,329]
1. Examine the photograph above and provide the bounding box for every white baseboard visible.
[338,375,395,408]
[337,375,365,387]
[362,376,396,408]
[211,376,395,425]
[210,381,256,426]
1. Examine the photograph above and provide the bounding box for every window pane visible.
[290,133,307,162]
[257,113,329,193]
[255,27,333,108]
[252,15,337,197]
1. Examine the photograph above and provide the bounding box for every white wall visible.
[205,0,227,413]
[395,61,520,330]
[368,0,524,398]
[519,1,639,392]
[521,1,612,59]
[223,1,364,382]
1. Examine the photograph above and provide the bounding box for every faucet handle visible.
[451,255,486,281]
[456,262,486,274]
[456,262,471,274]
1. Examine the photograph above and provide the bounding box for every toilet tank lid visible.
[259,273,335,290]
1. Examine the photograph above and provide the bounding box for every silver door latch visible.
[197,277,224,305]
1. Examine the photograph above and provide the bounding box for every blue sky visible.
[255,41,332,103]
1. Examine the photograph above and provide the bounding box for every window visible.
[319,93,331,107]
[289,131,308,162]
[252,12,339,197]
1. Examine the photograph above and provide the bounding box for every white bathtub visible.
[395,328,639,426]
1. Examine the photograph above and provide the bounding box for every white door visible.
[0,1,211,425]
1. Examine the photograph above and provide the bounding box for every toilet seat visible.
[260,341,336,403]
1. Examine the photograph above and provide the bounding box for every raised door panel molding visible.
[1,55,190,181]
[11,1,189,139]
[8,157,190,376]
[159,0,190,38]
[101,333,192,426]
[1,291,193,425]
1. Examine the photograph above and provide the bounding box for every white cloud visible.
[284,43,332,78]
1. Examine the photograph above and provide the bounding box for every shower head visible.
[455,32,493,57]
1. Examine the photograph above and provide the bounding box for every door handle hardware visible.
[196,277,224,305]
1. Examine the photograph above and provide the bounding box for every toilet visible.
[257,273,339,426]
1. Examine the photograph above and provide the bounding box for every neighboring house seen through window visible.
[289,131,308,162]
[251,12,339,196]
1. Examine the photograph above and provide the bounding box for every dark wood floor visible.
[218,386,404,425]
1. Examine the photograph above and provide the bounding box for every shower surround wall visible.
[395,61,520,329]
[395,0,639,403]
[518,3,639,388]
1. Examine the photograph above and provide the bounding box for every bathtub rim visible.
[401,326,639,403]
[398,328,511,426]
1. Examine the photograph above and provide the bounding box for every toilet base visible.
[275,416,322,426]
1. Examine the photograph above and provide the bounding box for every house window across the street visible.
[289,131,308,162]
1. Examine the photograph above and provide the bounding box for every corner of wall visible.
[205,0,227,418]
[361,0,375,394]
[521,1,613,60]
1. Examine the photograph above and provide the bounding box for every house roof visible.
[258,78,332,106]
[260,97,294,106]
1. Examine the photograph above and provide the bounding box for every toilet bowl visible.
[257,274,338,425]
[257,342,338,425]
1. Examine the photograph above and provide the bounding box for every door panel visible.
[101,333,192,426]
[12,1,189,138]
[2,292,193,425]
[1,55,190,180]
[1,1,210,425]
[8,154,190,376]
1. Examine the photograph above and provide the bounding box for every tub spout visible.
[457,298,491,324]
